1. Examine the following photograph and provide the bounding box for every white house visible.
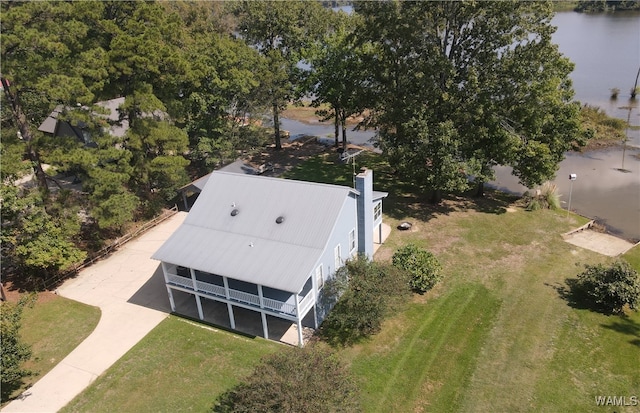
[152,168,387,346]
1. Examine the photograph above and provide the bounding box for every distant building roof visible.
[38,105,64,134]
[153,172,357,293]
[37,97,129,138]
[178,173,211,195]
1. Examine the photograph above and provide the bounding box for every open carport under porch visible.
[161,263,316,346]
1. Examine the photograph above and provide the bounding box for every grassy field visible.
[622,244,640,272]
[289,152,640,412]
[1,295,100,406]
[282,102,363,126]
[49,151,639,411]
[60,316,281,413]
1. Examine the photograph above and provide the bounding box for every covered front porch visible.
[161,263,316,346]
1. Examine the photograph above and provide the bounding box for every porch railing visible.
[165,273,311,317]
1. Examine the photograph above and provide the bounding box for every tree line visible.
[2,0,586,285]
[575,0,640,12]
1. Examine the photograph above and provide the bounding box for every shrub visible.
[392,244,442,293]
[525,181,560,211]
[1,294,36,402]
[319,256,409,346]
[570,260,640,314]
[212,346,359,413]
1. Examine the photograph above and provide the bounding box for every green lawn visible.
[60,316,281,413]
[2,295,100,406]
[345,283,501,412]
[622,244,640,272]
[290,152,639,412]
[50,152,639,412]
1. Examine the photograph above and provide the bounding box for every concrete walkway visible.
[2,212,187,413]
[564,229,637,257]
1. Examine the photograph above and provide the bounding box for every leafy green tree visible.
[119,88,190,209]
[1,187,86,281]
[386,116,470,203]
[1,1,108,192]
[213,346,359,413]
[233,0,330,149]
[354,1,583,196]
[570,260,640,314]
[103,1,188,105]
[392,244,443,293]
[307,11,365,147]
[1,294,36,402]
[178,21,264,170]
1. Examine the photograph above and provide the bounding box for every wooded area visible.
[1,1,587,285]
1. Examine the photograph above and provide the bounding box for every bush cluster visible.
[1,294,36,402]
[212,346,359,413]
[524,182,561,211]
[319,257,409,346]
[570,260,640,314]
[392,244,442,293]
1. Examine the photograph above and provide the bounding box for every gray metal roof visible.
[178,172,211,195]
[372,190,389,201]
[95,97,128,137]
[38,105,64,134]
[37,98,129,138]
[153,172,356,293]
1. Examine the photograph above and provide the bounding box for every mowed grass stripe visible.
[61,316,281,413]
[373,290,471,411]
[351,283,500,412]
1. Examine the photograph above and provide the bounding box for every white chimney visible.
[355,168,374,259]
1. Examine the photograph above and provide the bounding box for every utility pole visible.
[567,173,577,218]
[619,105,633,172]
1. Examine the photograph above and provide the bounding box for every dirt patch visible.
[1,282,57,304]
[244,137,376,178]
[243,137,333,176]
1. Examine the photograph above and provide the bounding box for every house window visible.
[334,244,342,269]
[316,265,324,290]
[374,202,382,221]
[349,229,356,255]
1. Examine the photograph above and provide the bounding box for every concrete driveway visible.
[2,212,187,413]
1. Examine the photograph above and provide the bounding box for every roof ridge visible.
[211,170,356,192]
[180,222,325,250]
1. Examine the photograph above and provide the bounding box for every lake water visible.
[552,11,640,144]
[284,10,640,241]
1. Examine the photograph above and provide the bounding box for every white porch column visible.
[182,191,189,211]
[312,281,319,329]
[166,287,176,312]
[295,294,304,347]
[161,262,170,283]
[257,285,269,339]
[223,276,236,329]
[161,263,176,312]
[190,268,203,320]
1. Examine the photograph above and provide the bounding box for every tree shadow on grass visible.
[546,279,598,312]
[546,280,640,348]
[1,377,31,405]
[601,316,640,348]
[286,150,518,225]
[382,188,515,224]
